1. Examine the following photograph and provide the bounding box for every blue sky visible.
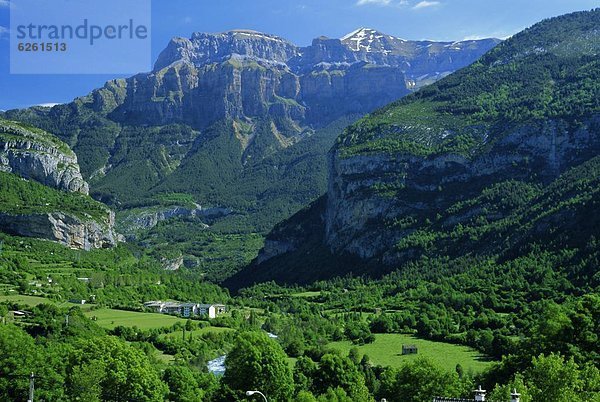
[0,0,598,110]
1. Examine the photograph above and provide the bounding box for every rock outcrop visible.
[0,211,119,250]
[0,121,89,194]
[0,119,120,250]
[119,204,231,237]
[325,116,600,264]
[154,30,299,71]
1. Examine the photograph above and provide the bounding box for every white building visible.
[143,301,226,318]
[432,386,521,402]
[198,304,227,319]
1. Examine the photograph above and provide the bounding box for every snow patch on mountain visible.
[341,27,405,53]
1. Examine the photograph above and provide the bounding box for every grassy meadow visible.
[83,308,188,330]
[0,294,62,307]
[159,326,235,340]
[327,333,492,374]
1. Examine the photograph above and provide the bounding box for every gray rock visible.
[119,204,230,236]
[0,120,121,250]
[162,255,184,271]
[0,122,89,194]
[0,211,119,250]
[94,29,498,129]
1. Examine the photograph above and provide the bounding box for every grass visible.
[0,294,100,312]
[0,294,59,306]
[156,351,176,364]
[159,326,235,340]
[0,294,223,333]
[327,333,492,374]
[290,291,322,298]
[0,171,110,223]
[84,308,187,330]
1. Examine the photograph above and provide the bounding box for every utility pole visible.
[27,372,35,402]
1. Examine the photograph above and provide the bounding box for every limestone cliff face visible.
[118,204,231,238]
[0,120,120,249]
[325,116,600,264]
[0,210,119,250]
[110,59,307,128]
[300,63,408,122]
[0,121,88,194]
[87,29,497,129]
[154,30,299,71]
[106,61,406,129]
[253,115,600,267]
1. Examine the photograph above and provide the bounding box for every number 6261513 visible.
[17,42,67,52]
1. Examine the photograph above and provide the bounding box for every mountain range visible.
[0,28,498,273]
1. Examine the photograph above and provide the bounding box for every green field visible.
[159,326,235,340]
[327,334,492,373]
[0,295,222,332]
[0,294,60,306]
[0,294,100,312]
[84,308,187,330]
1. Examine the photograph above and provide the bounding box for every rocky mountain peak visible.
[341,27,404,53]
[154,29,299,71]
[153,26,499,76]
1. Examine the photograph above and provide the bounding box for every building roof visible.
[433,398,473,402]
[143,301,226,309]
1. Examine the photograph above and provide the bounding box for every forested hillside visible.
[241,9,600,284]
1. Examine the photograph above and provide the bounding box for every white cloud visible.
[462,31,515,41]
[413,1,441,9]
[356,0,435,8]
[356,0,392,5]
[0,0,10,7]
[36,103,62,108]
[0,26,8,39]
[461,35,487,41]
